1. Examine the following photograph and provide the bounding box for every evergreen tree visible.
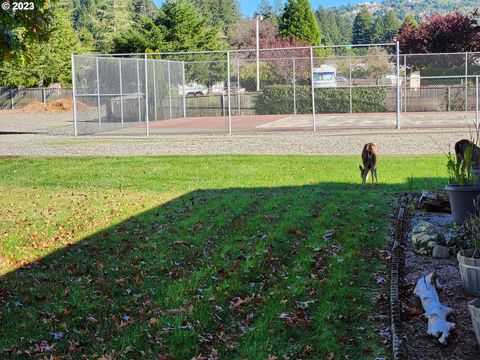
[402,14,418,28]
[371,16,384,42]
[352,7,373,44]
[382,10,400,40]
[112,16,165,53]
[132,0,157,20]
[279,0,321,46]
[316,7,352,45]
[191,0,240,33]
[156,0,226,52]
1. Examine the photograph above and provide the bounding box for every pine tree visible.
[402,14,418,28]
[191,0,240,33]
[156,0,225,52]
[352,7,373,44]
[371,16,385,43]
[279,0,321,46]
[382,10,400,41]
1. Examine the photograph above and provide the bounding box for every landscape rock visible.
[432,245,450,259]
[411,220,439,255]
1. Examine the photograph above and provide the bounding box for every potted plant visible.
[458,207,480,296]
[445,139,480,225]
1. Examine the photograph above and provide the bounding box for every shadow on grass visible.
[0,178,447,359]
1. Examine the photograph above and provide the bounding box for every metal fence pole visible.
[292,58,296,115]
[42,88,46,103]
[118,58,124,128]
[448,86,451,111]
[349,56,352,113]
[95,57,102,132]
[182,61,186,118]
[310,47,316,131]
[476,76,479,129]
[168,61,172,119]
[144,54,149,136]
[71,54,78,136]
[237,59,241,116]
[465,52,468,111]
[404,54,407,112]
[395,41,401,130]
[136,59,141,123]
[152,59,157,122]
[227,50,232,134]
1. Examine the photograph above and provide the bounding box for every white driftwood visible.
[413,272,455,344]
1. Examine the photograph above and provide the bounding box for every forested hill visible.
[331,0,479,20]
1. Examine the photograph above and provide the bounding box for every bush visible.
[254,84,388,114]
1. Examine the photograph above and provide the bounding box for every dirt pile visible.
[19,99,90,113]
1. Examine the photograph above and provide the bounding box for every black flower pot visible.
[445,185,480,225]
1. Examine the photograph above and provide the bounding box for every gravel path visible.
[0,129,473,157]
[0,110,475,156]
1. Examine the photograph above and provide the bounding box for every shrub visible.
[254,84,387,114]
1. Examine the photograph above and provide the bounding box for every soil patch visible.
[9,99,89,114]
[398,210,479,359]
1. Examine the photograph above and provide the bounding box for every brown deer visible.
[454,139,480,174]
[359,143,378,185]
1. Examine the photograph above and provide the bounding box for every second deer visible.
[359,143,378,185]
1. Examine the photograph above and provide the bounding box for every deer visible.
[359,143,378,185]
[454,139,480,175]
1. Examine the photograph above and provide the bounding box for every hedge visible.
[254,84,388,114]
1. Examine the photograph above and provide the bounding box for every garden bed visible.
[397,198,479,359]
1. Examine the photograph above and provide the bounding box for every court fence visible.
[71,44,480,135]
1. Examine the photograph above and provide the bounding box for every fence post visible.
[182,61,186,118]
[227,50,232,134]
[465,52,468,111]
[476,76,479,130]
[9,89,13,109]
[95,57,102,132]
[404,54,407,112]
[237,59,241,116]
[292,58,296,115]
[42,88,46,103]
[349,56,352,113]
[395,41,401,130]
[310,47,316,131]
[118,58,124,128]
[71,54,78,136]
[168,60,172,119]
[447,86,451,112]
[144,53,149,136]
[152,59,157,122]
[136,59,141,123]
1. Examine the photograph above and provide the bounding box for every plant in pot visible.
[459,206,480,345]
[445,139,480,225]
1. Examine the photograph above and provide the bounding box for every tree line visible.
[0,0,479,88]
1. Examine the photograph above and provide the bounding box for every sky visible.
[155,1,379,16]
[238,0,374,16]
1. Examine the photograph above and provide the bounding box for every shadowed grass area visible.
[0,155,447,359]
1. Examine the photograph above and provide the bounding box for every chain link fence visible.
[71,46,480,136]
[0,87,73,110]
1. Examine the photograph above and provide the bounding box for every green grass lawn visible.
[0,155,447,359]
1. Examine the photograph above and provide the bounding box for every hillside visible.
[331,0,479,20]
